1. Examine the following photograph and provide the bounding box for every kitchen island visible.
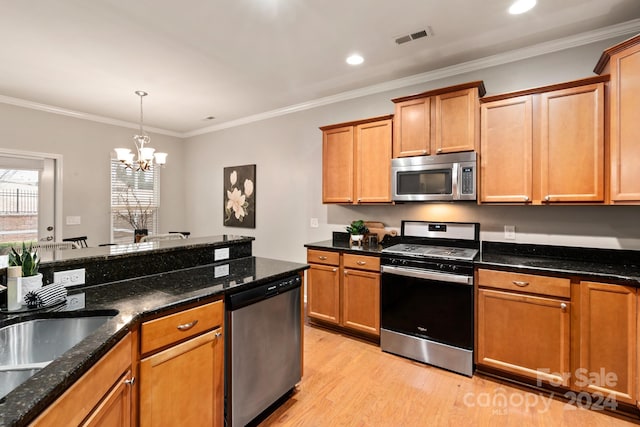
[0,235,308,427]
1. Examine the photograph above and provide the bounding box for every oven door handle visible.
[381,265,472,285]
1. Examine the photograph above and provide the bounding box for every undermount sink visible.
[0,313,116,400]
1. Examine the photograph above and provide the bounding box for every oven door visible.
[381,266,473,350]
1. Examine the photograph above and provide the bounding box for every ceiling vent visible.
[395,28,432,45]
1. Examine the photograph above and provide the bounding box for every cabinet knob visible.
[523,196,529,202]
[124,377,136,386]
[332,268,337,272]
[560,302,567,311]
[544,195,551,202]
[344,271,348,276]
[356,261,366,265]
[357,198,361,203]
[215,332,222,339]
[421,149,428,154]
[177,320,199,331]
[512,281,529,287]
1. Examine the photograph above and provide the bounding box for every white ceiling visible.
[1,0,640,136]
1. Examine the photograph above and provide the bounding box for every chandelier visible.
[114,91,167,171]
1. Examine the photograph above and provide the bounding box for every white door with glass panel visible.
[0,153,59,246]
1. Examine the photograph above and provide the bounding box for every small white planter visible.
[350,234,364,247]
[21,273,43,300]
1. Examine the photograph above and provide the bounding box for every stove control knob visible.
[401,259,408,266]
[437,263,444,270]
[451,265,458,272]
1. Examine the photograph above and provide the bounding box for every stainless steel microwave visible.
[391,152,477,202]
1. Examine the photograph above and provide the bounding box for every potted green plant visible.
[346,220,369,246]
[8,241,42,296]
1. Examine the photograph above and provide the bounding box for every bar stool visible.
[62,236,88,248]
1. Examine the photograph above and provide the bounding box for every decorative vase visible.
[350,234,364,247]
[134,229,148,243]
[21,272,43,300]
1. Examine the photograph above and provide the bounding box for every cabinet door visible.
[393,98,430,157]
[479,96,533,203]
[322,126,354,203]
[540,83,604,203]
[434,88,478,154]
[82,371,132,427]
[580,281,636,403]
[342,269,380,336]
[477,289,570,386]
[140,329,224,427]
[609,41,640,202]
[307,263,340,325]
[355,119,392,203]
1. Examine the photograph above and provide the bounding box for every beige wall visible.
[184,35,640,263]
[0,104,185,246]
[1,34,638,261]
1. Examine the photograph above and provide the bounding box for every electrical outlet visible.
[66,293,85,310]
[54,268,86,287]
[504,225,516,240]
[310,218,319,228]
[65,216,81,225]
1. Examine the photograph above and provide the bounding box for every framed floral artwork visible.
[223,164,256,228]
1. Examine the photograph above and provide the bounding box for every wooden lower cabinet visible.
[306,249,380,338]
[343,268,380,335]
[30,333,134,427]
[579,281,637,404]
[139,300,224,427]
[477,288,570,385]
[139,328,224,427]
[307,263,340,325]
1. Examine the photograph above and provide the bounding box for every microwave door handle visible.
[452,162,460,200]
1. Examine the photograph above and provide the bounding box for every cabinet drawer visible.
[477,269,570,298]
[343,254,380,272]
[141,299,223,355]
[307,249,340,266]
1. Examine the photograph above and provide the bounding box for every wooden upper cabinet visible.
[595,34,640,203]
[393,97,430,157]
[480,95,533,203]
[392,81,485,158]
[434,87,480,154]
[322,125,354,203]
[355,119,392,203]
[540,83,605,203]
[321,115,393,204]
[479,76,607,205]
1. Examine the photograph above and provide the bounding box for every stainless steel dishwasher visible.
[225,275,302,427]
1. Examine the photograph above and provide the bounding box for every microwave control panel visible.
[461,166,474,195]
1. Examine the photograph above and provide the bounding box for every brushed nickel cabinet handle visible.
[125,377,135,386]
[436,148,442,153]
[512,281,529,287]
[523,196,529,202]
[318,256,327,260]
[177,320,199,331]
[544,195,551,202]
[215,332,222,339]
[332,268,337,272]
[344,271,348,276]
[356,261,367,265]
[560,303,567,311]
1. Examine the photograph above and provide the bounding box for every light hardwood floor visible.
[259,325,640,427]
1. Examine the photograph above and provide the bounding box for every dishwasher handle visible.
[381,265,472,285]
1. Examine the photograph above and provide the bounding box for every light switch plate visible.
[310,218,319,228]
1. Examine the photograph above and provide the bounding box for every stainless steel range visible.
[380,221,479,377]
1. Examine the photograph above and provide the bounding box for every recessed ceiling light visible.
[346,54,364,66]
[508,0,536,14]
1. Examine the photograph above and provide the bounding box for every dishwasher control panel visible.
[226,275,301,311]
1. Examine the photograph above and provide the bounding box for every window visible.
[110,160,159,244]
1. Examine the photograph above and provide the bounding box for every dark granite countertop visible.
[0,255,308,427]
[305,239,640,286]
[304,239,384,256]
[478,242,640,285]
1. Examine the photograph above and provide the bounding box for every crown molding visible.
[0,94,182,138]
[185,18,640,138]
[1,19,639,139]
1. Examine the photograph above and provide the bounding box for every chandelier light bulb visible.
[114,91,168,171]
